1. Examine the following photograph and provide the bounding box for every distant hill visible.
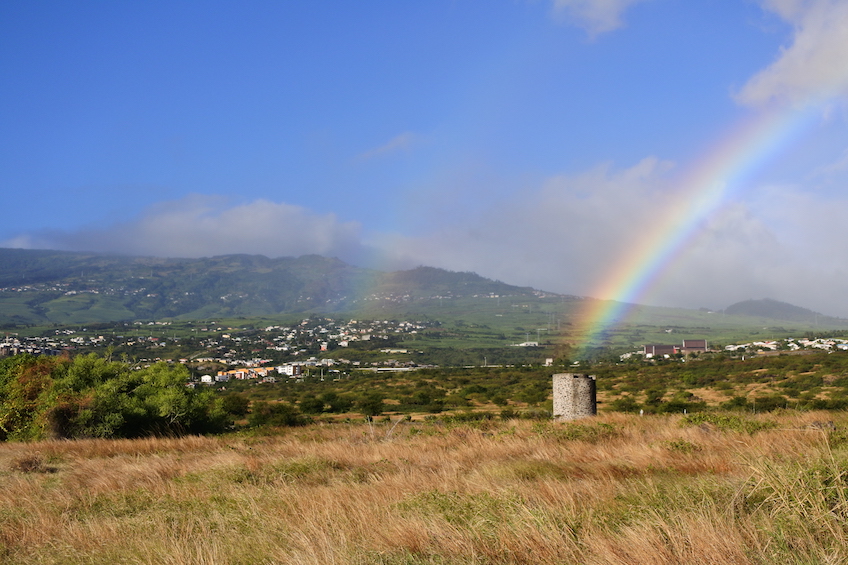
[0,248,542,325]
[724,298,837,324]
[3,248,847,342]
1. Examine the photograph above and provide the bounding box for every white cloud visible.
[378,157,848,316]
[811,146,848,177]
[355,132,417,161]
[381,157,679,295]
[2,195,368,261]
[551,0,648,36]
[737,0,848,106]
[752,183,848,260]
[646,203,785,310]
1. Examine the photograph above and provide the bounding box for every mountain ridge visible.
[724,298,840,324]
[0,248,545,325]
[0,248,843,331]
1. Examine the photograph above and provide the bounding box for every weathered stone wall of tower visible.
[552,373,597,421]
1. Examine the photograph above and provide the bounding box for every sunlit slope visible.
[1,249,845,353]
[0,249,537,324]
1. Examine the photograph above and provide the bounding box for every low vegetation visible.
[1,348,848,562]
[2,411,848,563]
[0,354,231,441]
[6,347,848,444]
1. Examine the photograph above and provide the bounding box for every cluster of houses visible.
[0,328,95,356]
[623,336,848,361]
[641,339,709,359]
[201,364,303,384]
[725,337,848,353]
[0,340,61,358]
[0,316,433,371]
[198,360,352,385]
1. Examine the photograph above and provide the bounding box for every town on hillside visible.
[4,315,848,387]
[621,336,848,361]
[0,317,433,372]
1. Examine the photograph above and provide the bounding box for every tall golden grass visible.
[1,411,847,564]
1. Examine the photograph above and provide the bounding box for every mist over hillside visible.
[0,248,544,325]
[1,248,845,336]
[724,298,840,324]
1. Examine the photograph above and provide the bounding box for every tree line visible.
[0,354,232,441]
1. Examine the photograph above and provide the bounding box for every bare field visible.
[1,412,847,564]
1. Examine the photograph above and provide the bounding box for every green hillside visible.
[2,248,847,360]
[724,298,838,324]
[0,249,539,325]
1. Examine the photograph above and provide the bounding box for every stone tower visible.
[552,373,596,421]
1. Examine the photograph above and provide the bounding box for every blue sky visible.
[4,1,848,315]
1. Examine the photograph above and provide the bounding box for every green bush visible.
[356,392,384,418]
[609,395,640,413]
[681,412,776,434]
[248,401,309,427]
[533,421,620,443]
[0,354,230,440]
[299,394,325,414]
[320,391,353,413]
[221,393,250,417]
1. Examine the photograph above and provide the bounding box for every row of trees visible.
[0,353,398,441]
[8,345,839,441]
[0,354,232,441]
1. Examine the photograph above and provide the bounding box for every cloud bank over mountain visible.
[9,155,848,316]
[4,196,368,262]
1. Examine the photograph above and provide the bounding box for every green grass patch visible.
[681,412,777,434]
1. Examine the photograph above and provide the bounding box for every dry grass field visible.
[1,411,847,564]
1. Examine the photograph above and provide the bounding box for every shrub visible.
[661,439,701,454]
[681,412,776,434]
[534,421,620,443]
[499,408,518,420]
[356,393,385,418]
[321,391,353,413]
[299,394,325,414]
[248,401,309,428]
[221,393,250,417]
[9,452,50,473]
[609,395,640,413]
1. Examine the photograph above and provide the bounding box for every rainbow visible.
[577,103,820,348]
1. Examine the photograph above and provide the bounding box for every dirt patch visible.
[743,382,780,397]
[689,387,729,405]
